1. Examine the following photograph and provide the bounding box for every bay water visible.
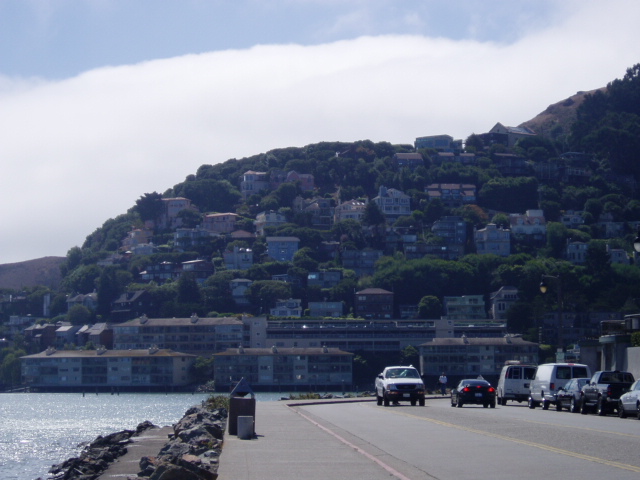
[0,392,279,480]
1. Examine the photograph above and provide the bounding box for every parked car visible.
[450,379,496,408]
[496,361,537,405]
[528,363,591,410]
[617,380,640,419]
[556,378,590,412]
[580,370,635,416]
[375,366,426,406]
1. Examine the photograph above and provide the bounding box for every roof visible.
[214,347,353,356]
[22,348,196,359]
[356,288,393,295]
[114,316,242,327]
[421,336,537,347]
[266,236,301,242]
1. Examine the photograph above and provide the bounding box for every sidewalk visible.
[217,399,397,480]
[97,426,173,479]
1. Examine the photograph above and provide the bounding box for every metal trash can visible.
[228,378,256,436]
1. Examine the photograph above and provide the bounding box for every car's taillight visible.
[463,387,470,392]
[488,387,495,393]
[606,386,612,397]
[550,382,555,391]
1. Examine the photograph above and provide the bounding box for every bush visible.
[205,394,230,411]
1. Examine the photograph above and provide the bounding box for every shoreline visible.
[45,401,228,480]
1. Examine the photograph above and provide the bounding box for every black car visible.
[556,377,590,412]
[450,379,496,408]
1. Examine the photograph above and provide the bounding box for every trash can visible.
[228,378,256,436]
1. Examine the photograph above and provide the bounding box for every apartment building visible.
[213,346,353,390]
[21,346,195,391]
[112,315,244,355]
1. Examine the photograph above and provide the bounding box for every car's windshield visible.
[386,368,420,379]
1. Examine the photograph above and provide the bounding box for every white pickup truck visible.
[375,366,425,406]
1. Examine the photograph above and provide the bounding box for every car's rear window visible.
[572,366,589,378]
[463,380,490,387]
[523,367,536,380]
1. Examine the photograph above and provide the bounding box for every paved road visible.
[293,397,640,480]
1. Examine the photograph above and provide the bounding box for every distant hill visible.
[519,88,605,139]
[0,257,65,290]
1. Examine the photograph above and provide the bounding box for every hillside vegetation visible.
[3,64,640,349]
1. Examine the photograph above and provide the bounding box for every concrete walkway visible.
[97,426,173,479]
[217,399,398,480]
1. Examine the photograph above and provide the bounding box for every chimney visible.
[139,314,148,324]
[190,313,199,324]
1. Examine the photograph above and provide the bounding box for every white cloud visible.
[0,0,638,263]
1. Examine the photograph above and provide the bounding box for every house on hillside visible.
[489,286,519,320]
[224,246,254,270]
[110,290,154,322]
[414,134,462,152]
[425,183,476,208]
[475,223,511,257]
[479,122,536,148]
[255,211,287,235]
[333,199,367,223]
[240,170,269,200]
[265,237,300,262]
[509,210,546,244]
[372,186,411,222]
[202,212,239,234]
[392,152,423,169]
[355,288,393,319]
[66,292,97,312]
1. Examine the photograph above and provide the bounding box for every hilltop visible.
[0,257,65,290]
[519,88,604,139]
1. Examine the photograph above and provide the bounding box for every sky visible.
[0,0,638,265]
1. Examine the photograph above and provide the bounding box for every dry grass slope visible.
[0,257,65,290]
[519,88,605,139]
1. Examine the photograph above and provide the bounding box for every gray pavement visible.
[97,426,173,479]
[217,398,399,480]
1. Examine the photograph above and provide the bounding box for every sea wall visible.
[46,403,228,480]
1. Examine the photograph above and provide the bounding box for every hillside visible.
[519,88,605,139]
[0,257,65,290]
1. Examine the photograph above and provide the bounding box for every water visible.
[0,391,343,479]
[0,392,217,479]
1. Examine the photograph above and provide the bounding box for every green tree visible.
[67,304,92,326]
[177,273,202,304]
[134,192,164,223]
[247,280,292,313]
[418,295,442,319]
[96,267,119,316]
[362,202,386,226]
[400,345,419,367]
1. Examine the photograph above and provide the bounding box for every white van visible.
[528,363,591,410]
[496,362,537,405]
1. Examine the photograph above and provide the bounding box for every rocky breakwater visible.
[47,420,157,479]
[138,403,227,480]
[46,402,228,480]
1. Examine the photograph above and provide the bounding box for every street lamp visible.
[540,274,563,349]
[633,227,640,253]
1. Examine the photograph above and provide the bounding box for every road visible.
[294,397,640,480]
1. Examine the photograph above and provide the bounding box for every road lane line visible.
[519,417,640,438]
[288,405,416,480]
[392,410,640,474]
